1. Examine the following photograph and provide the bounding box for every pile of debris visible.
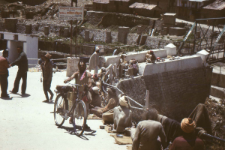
[205,97,225,149]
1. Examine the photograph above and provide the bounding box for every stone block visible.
[139,35,147,45]
[82,45,95,55]
[1,10,10,18]
[137,25,144,34]
[64,28,70,37]
[163,13,176,25]
[44,26,49,36]
[59,26,64,36]
[67,57,80,77]
[195,50,209,64]
[169,27,186,36]
[5,18,18,33]
[85,30,90,42]
[25,11,35,19]
[118,26,130,44]
[164,43,176,56]
[105,31,111,43]
[25,24,32,34]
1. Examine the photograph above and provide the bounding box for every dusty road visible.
[0,67,127,150]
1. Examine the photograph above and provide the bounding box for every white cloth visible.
[89,52,99,71]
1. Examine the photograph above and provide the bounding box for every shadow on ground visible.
[57,126,97,140]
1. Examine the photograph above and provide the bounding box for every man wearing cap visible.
[0,50,10,98]
[170,118,205,150]
[10,46,28,95]
[42,53,54,102]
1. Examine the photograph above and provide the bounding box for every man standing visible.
[89,48,99,74]
[0,50,10,98]
[42,53,54,102]
[10,46,28,95]
[64,59,92,129]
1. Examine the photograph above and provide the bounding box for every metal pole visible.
[70,0,73,57]
[75,1,78,57]
[145,90,149,109]
[211,21,215,52]
[193,21,197,54]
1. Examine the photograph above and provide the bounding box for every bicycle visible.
[54,83,87,136]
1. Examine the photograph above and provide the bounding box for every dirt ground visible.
[0,66,127,150]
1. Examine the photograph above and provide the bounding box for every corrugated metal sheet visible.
[112,0,130,2]
[93,0,109,4]
[129,2,157,10]
[93,0,130,3]
[182,0,209,2]
[203,0,225,10]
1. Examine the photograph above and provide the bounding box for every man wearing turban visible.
[170,118,205,150]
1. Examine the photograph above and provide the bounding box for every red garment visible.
[170,136,205,150]
[0,56,9,75]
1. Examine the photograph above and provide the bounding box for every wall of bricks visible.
[117,66,212,123]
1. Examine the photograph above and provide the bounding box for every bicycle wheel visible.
[72,100,87,136]
[54,94,66,127]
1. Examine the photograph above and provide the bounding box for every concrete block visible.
[118,26,130,44]
[169,27,186,36]
[164,43,176,56]
[82,45,95,55]
[102,49,167,67]
[142,56,203,76]
[64,28,70,37]
[137,25,144,34]
[67,57,80,77]
[85,30,90,42]
[195,50,209,64]
[162,27,168,35]
[44,26,49,36]
[5,18,18,33]
[163,13,176,25]
[59,26,64,36]
[105,31,111,43]
[25,24,32,34]
[139,35,147,45]
[210,85,225,99]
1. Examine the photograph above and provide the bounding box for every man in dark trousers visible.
[10,46,28,95]
[42,53,54,102]
[0,50,10,98]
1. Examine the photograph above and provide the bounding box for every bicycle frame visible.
[55,84,85,119]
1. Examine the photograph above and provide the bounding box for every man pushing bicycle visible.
[64,59,93,130]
